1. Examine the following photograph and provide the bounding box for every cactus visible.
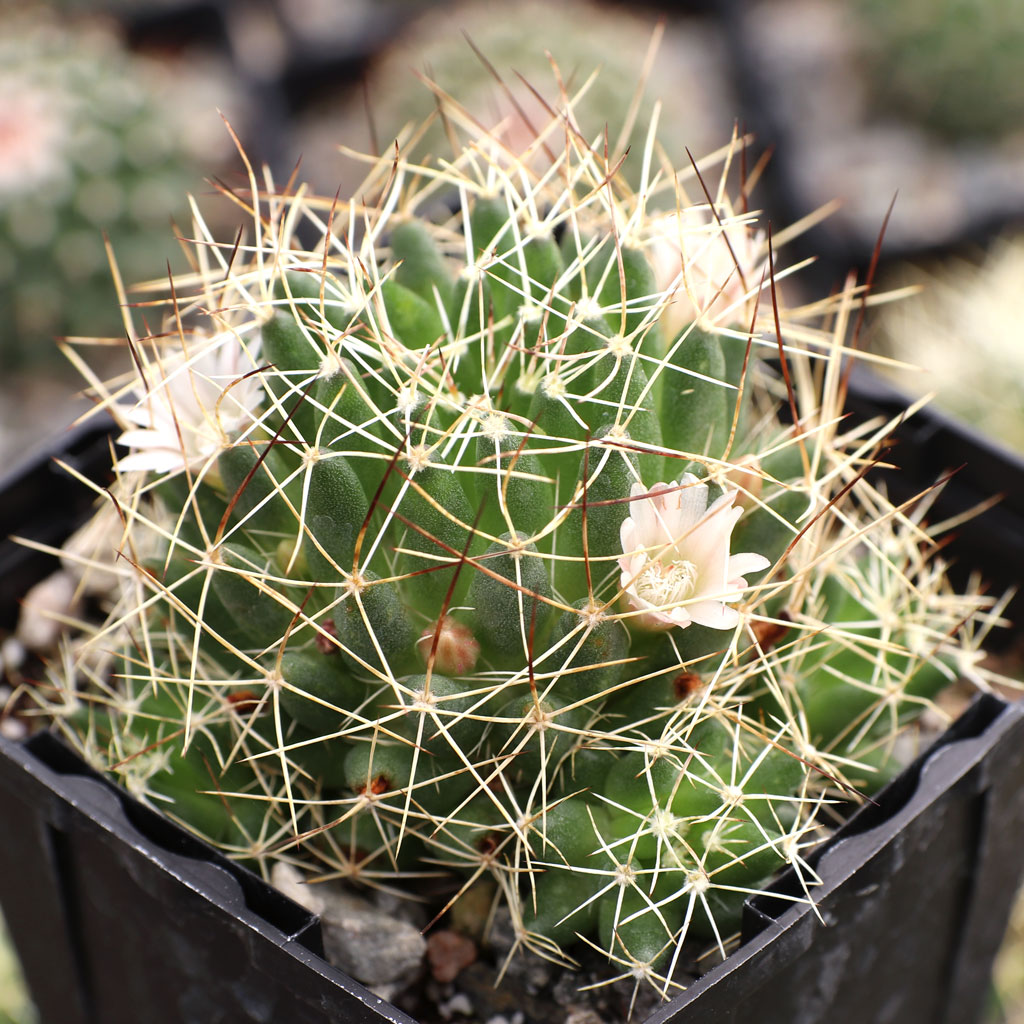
[38,67,1007,1001]
[303,0,734,198]
[0,7,225,366]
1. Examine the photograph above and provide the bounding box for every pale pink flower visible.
[114,330,262,476]
[0,80,66,197]
[647,208,765,339]
[618,474,770,631]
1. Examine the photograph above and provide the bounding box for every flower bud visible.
[417,616,481,675]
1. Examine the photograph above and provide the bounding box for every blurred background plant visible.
[0,7,185,357]
[868,234,1024,454]
[738,0,1024,267]
[0,1,245,467]
[852,0,1024,143]
[288,0,736,198]
[0,909,35,1024]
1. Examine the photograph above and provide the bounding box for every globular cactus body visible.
[44,67,1004,998]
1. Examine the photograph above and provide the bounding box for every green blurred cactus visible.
[41,67,1004,998]
[853,0,1024,141]
[298,0,735,199]
[0,7,204,365]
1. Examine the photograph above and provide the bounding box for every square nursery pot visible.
[2,393,1024,1024]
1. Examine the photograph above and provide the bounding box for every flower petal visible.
[631,481,670,544]
[682,498,742,588]
[620,515,638,555]
[631,600,687,632]
[686,599,739,630]
[115,449,186,475]
[619,552,647,591]
[673,474,708,529]
[112,330,263,476]
[619,471,769,634]
[117,429,175,451]
[727,551,772,578]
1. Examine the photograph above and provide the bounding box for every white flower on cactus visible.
[618,474,770,631]
[114,329,262,476]
[647,207,765,339]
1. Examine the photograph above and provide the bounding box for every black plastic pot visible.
[2,402,1023,1024]
[843,365,1024,642]
[2,691,1023,1024]
[0,418,118,625]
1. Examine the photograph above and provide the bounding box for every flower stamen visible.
[635,559,699,607]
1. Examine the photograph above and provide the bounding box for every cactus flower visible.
[114,330,261,475]
[647,207,765,337]
[618,474,770,631]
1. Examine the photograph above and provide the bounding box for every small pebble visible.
[0,717,27,741]
[427,930,477,983]
[565,1009,605,1024]
[373,888,429,929]
[271,863,426,986]
[553,971,581,1006]
[320,888,426,986]
[438,992,474,1019]
[0,638,25,675]
[270,862,328,916]
[15,571,78,652]
[367,981,402,1005]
